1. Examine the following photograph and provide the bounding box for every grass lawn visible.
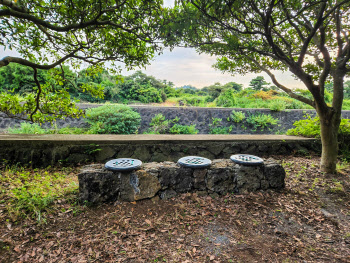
[0,155,349,262]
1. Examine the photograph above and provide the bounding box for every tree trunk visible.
[320,116,339,173]
[319,114,339,173]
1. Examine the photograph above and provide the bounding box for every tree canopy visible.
[0,0,163,122]
[163,0,350,172]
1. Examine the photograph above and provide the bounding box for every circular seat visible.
[177,156,212,168]
[105,158,142,171]
[230,154,264,166]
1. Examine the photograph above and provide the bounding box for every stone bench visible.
[78,159,285,203]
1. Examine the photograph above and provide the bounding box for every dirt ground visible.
[1,155,349,263]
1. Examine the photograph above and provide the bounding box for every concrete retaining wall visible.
[0,134,319,167]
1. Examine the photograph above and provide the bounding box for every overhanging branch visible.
[245,55,315,108]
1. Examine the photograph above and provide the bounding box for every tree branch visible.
[30,68,42,122]
[245,55,315,107]
[0,49,80,69]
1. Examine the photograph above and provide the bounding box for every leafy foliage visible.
[229,111,246,123]
[209,117,233,134]
[146,113,198,134]
[148,114,171,134]
[85,104,141,134]
[169,123,198,134]
[0,0,163,121]
[287,116,350,139]
[215,89,236,107]
[246,113,279,131]
[269,100,287,112]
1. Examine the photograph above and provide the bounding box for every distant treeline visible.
[1,64,350,110]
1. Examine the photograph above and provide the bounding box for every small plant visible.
[209,117,233,134]
[85,104,141,134]
[246,113,279,131]
[7,122,47,134]
[169,123,198,134]
[229,111,245,123]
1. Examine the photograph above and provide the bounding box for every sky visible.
[0,0,306,90]
[0,45,305,89]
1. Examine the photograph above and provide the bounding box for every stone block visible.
[78,166,121,203]
[206,166,236,195]
[264,159,285,189]
[236,164,264,193]
[193,169,207,190]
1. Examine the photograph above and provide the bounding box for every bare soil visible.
[1,155,350,263]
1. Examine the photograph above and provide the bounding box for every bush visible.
[246,113,279,131]
[286,115,320,137]
[287,115,350,138]
[85,104,141,134]
[147,113,170,134]
[215,89,236,107]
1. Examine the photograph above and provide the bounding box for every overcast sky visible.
[0,0,306,90]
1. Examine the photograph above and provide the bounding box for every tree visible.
[223,82,243,92]
[249,76,270,91]
[164,0,350,173]
[0,0,163,122]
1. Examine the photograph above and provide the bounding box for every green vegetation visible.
[209,118,233,134]
[228,111,246,123]
[246,113,279,131]
[162,0,350,173]
[85,104,141,134]
[0,0,162,122]
[146,114,198,134]
[8,123,47,134]
[0,165,78,223]
[4,64,347,111]
[7,122,87,135]
[287,116,350,139]
[287,116,350,161]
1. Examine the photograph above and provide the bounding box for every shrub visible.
[287,115,350,138]
[215,89,236,107]
[229,111,246,123]
[251,90,278,100]
[246,113,279,131]
[85,104,141,134]
[147,113,170,134]
[286,115,320,138]
[7,122,47,134]
[182,96,208,106]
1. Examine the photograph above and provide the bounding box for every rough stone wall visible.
[78,159,285,203]
[1,104,350,134]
